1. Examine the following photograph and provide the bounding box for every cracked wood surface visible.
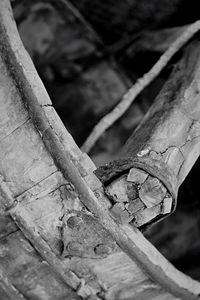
[0,0,200,299]
[122,40,200,183]
[95,39,200,229]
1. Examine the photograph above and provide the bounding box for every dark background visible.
[12,0,200,280]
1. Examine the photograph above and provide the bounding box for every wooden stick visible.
[81,20,200,153]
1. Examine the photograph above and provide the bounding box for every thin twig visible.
[81,20,200,153]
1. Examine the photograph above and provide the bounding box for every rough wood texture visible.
[0,0,200,299]
[0,231,80,300]
[14,0,129,146]
[122,40,200,182]
[95,39,200,229]
[0,1,149,298]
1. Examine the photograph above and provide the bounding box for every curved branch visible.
[1,1,200,299]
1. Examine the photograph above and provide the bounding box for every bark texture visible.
[0,1,200,300]
[95,40,200,228]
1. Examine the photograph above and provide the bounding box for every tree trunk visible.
[0,1,200,300]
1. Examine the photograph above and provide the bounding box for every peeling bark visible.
[0,1,200,300]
